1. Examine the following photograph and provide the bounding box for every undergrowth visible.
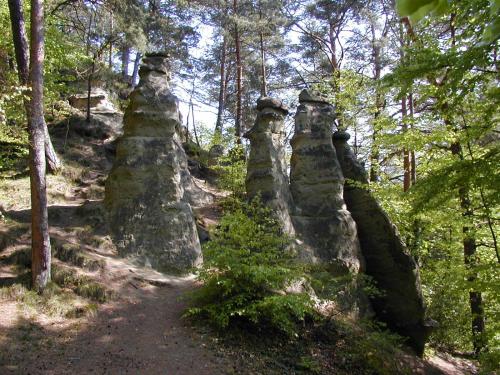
[0,247,109,319]
[186,197,316,336]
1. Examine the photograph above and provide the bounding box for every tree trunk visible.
[131,52,142,87]
[108,12,113,69]
[121,44,130,81]
[450,142,486,356]
[233,0,243,142]
[369,22,382,183]
[86,55,96,123]
[8,0,61,173]
[259,31,267,97]
[409,93,416,184]
[215,35,227,135]
[258,1,267,97]
[29,0,51,292]
[191,101,200,147]
[402,95,411,192]
[8,0,29,83]
[86,10,93,57]
[327,22,343,129]
[399,22,411,192]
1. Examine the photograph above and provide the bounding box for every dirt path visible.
[0,220,232,375]
[16,279,228,374]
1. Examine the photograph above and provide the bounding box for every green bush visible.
[186,198,315,336]
[213,145,247,197]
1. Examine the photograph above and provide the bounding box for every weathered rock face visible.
[289,90,364,274]
[69,88,116,112]
[105,53,202,273]
[333,130,428,355]
[244,97,295,235]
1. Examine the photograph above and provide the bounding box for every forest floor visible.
[0,113,480,374]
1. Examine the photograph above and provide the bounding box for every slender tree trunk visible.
[399,22,411,192]
[327,22,343,129]
[8,0,29,83]
[369,22,382,183]
[43,127,61,172]
[258,1,267,97]
[185,99,191,130]
[215,35,227,135]
[409,93,416,184]
[86,10,93,57]
[29,0,51,292]
[131,52,141,87]
[402,95,411,192]
[259,31,267,97]
[108,12,113,69]
[450,141,486,356]
[191,101,200,147]
[121,44,130,81]
[8,0,61,173]
[86,55,96,123]
[233,0,243,142]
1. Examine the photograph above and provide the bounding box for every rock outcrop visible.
[105,52,202,273]
[333,130,428,355]
[68,88,113,111]
[244,97,295,235]
[67,88,123,141]
[289,90,364,275]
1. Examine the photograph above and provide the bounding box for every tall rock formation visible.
[289,90,364,275]
[244,97,295,235]
[333,130,428,355]
[105,52,202,273]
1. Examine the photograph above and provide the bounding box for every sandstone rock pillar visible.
[105,52,201,273]
[289,90,364,275]
[333,130,428,355]
[244,97,295,235]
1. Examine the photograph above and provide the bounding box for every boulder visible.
[105,53,202,273]
[244,97,295,235]
[333,130,428,355]
[68,88,117,113]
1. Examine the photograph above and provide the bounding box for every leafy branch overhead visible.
[396,0,500,42]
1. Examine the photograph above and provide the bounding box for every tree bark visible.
[402,95,411,192]
[258,1,267,97]
[131,52,142,87]
[29,0,51,292]
[86,55,96,123]
[409,93,416,184]
[399,21,411,192]
[8,0,29,83]
[108,12,113,69]
[86,9,93,57]
[191,100,200,147]
[8,0,61,173]
[121,44,130,81]
[215,34,227,136]
[369,22,382,183]
[233,0,243,142]
[450,142,486,356]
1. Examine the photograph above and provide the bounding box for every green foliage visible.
[186,198,315,336]
[376,0,500,366]
[213,144,247,197]
[396,0,500,42]
[396,0,449,22]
